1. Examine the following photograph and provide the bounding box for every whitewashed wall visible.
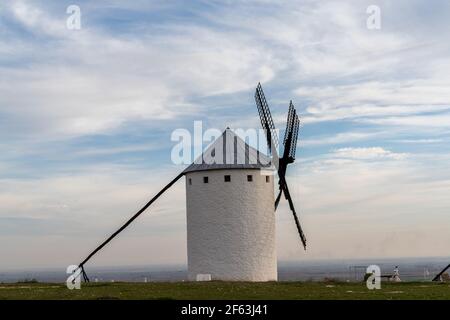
[185,169,277,281]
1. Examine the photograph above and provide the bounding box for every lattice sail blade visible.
[289,108,300,160]
[255,83,279,156]
[283,102,295,146]
[282,101,300,161]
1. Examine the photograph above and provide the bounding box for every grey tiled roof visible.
[183,129,273,174]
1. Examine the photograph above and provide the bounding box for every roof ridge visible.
[183,129,272,174]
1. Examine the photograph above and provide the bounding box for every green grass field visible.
[0,281,449,300]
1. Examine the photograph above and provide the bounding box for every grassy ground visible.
[0,281,449,300]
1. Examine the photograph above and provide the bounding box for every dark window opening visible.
[266,176,270,183]
[247,175,253,182]
[188,178,192,185]
[224,175,231,182]
[203,176,208,183]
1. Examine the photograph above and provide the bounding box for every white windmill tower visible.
[75,83,306,283]
[183,128,277,281]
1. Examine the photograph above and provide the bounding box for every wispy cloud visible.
[0,0,278,139]
[301,132,378,147]
[394,138,443,144]
[332,147,408,160]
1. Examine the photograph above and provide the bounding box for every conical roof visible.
[183,128,272,174]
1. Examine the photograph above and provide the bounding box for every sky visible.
[0,0,449,271]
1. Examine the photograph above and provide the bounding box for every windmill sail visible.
[275,101,300,208]
[255,83,307,250]
[432,263,450,281]
[255,83,279,159]
[278,112,306,249]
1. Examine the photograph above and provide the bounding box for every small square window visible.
[203,176,208,183]
[265,176,270,183]
[224,175,231,182]
[188,178,192,185]
[247,175,253,182]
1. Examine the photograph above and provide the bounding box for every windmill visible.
[432,263,450,281]
[255,83,307,249]
[74,83,306,282]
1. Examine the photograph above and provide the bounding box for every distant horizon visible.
[1,255,448,285]
[2,255,449,274]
